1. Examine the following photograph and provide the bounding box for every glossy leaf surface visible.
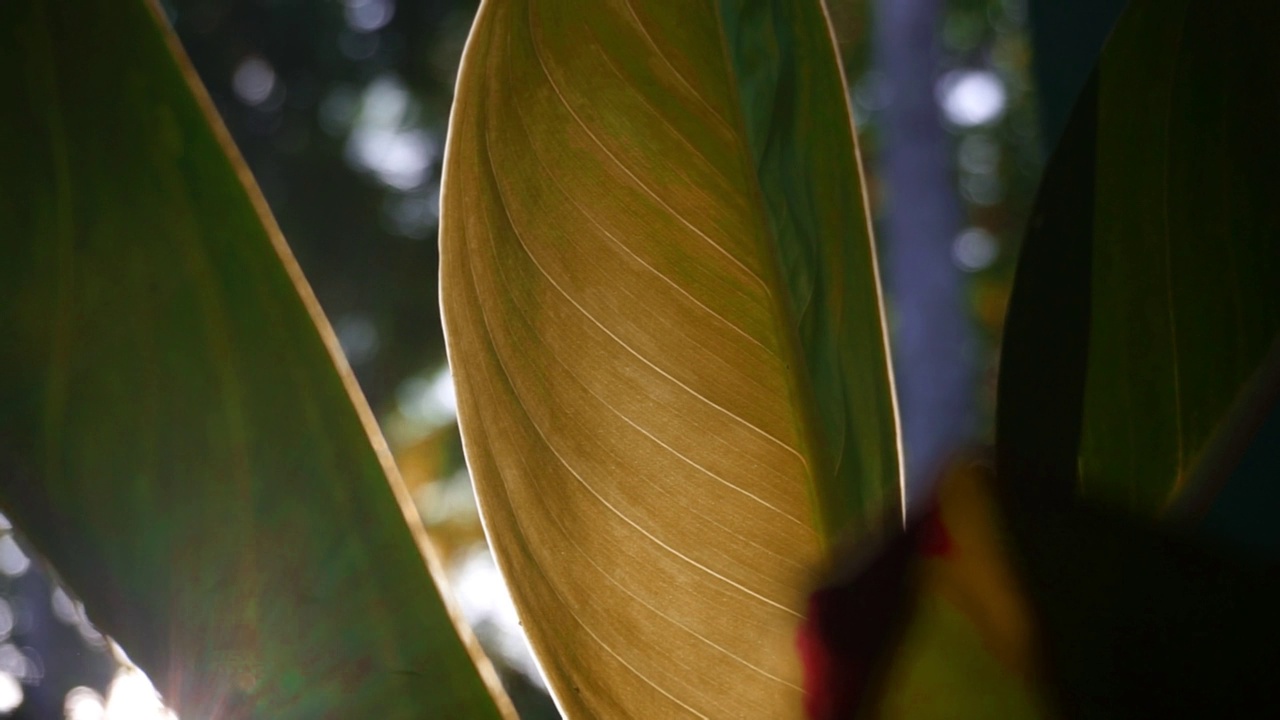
[0,2,511,717]
[440,0,900,716]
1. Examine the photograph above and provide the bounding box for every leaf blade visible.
[441,0,898,716]
[1079,0,1280,515]
[0,2,511,717]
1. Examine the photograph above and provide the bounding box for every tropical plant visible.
[2,0,1277,719]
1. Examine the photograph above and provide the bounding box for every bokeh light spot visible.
[958,133,1001,175]
[334,313,380,366]
[382,188,440,239]
[65,686,106,720]
[938,69,1007,127]
[452,546,547,689]
[0,672,21,714]
[0,645,32,681]
[232,56,277,106]
[344,76,439,190]
[961,171,1005,206]
[0,600,12,643]
[51,587,78,625]
[952,227,999,272]
[344,0,396,32]
[0,537,28,579]
[396,366,458,430]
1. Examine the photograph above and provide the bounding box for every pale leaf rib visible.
[478,158,800,615]
[571,608,712,719]
[1161,14,1189,493]
[476,86,801,614]
[577,376,810,531]
[560,519,802,690]
[507,94,813,521]
[504,272,807,526]
[485,110,805,470]
[521,392,801,617]
[531,308,810,533]
[471,352,801,691]
[501,188,804,467]
[512,92,773,358]
[527,0,771,295]
[478,207,809,543]
[462,357,710,718]
[616,0,734,135]
[591,36,729,198]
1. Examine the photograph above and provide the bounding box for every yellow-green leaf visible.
[0,1,511,717]
[440,0,900,716]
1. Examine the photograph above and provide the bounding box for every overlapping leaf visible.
[995,2,1280,710]
[440,0,900,716]
[1080,0,1280,515]
[0,2,511,717]
[1001,0,1280,522]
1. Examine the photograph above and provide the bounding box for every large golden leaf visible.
[440,0,900,716]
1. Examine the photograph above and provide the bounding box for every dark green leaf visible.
[0,2,511,717]
[1002,0,1280,522]
[996,72,1098,509]
[1079,0,1280,515]
[997,1,1280,714]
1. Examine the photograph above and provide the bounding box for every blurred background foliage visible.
[2,0,1119,717]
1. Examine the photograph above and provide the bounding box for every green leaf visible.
[1003,0,1280,520]
[995,3,1280,711]
[995,70,1098,509]
[1079,0,1280,515]
[0,2,511,717]
[440,0,900,716]
[875,594,1042,719]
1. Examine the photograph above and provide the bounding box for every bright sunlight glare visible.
[0,672,20,714]
[65,686,105,720]
[396,366,458,430]
[937,69,1007,127]
[452,546,547,689]
[103,667,177,720]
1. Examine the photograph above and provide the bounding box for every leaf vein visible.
[527,0,771,295]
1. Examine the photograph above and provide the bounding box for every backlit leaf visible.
[0,2,512,717]
[440,0,900,716]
